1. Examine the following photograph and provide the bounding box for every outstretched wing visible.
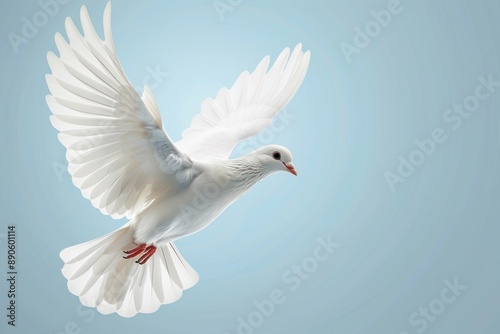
[176,44,310,160]
[46,3,196,220]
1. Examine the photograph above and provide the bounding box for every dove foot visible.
[123,243,157,265]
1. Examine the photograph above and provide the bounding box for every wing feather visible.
[47,2,196,220]
[176,44,310,160]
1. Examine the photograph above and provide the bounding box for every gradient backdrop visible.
[1,0,500,333]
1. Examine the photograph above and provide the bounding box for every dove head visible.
[253,145,297,176]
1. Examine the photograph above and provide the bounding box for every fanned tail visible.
[60,225,199,317]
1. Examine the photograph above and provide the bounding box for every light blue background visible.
[1,0,500,333]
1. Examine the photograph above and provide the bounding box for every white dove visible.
[47,2,310,317]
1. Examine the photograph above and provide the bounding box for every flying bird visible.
[46,2,310,317]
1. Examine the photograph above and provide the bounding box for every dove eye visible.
[272,151,281,160]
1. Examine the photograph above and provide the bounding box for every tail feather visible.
[60,225,199,317]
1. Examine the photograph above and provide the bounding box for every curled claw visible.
[136,246,157,265]
[123,244,146,258]
[123,243,157,264]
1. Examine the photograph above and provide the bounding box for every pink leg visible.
[136,245,157,265]
[123,243,157,265]
[123,243,147,259]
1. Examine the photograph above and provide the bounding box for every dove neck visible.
[226,156,268,191]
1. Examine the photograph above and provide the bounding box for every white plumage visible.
[47,2,310,317]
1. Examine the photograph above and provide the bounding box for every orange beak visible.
[284,162,297,176]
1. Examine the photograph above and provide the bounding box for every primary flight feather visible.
[47,2,310,317]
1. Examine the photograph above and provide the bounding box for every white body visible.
[132,159,262,245]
